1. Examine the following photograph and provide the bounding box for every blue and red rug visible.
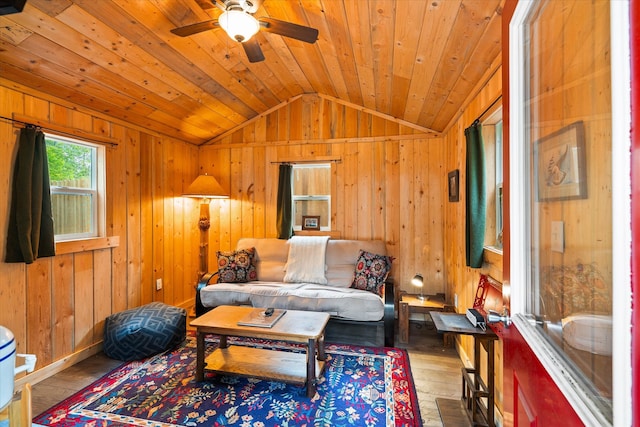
[34,336,422,426]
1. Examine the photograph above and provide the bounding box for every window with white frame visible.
[482,109,504,250]
[292,163,331,231]
[45,134,105,241]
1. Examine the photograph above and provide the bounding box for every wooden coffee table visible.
[190,305,330,397]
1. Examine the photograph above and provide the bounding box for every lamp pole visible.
[197,199,211,280]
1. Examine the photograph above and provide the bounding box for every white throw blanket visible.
[283,235,330,284]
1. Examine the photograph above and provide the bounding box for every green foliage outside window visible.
[46,138,92,185]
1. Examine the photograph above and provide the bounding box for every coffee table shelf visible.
[205,345,324,385]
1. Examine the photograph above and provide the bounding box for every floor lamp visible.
[182,174,229,280]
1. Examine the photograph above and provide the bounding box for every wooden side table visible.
[430,312,498,427]
[398,292,454,343]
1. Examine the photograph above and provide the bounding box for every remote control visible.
[264,308,274,317]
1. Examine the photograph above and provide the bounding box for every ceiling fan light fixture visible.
[219,9,260,42]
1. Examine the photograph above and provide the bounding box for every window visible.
[292,164,331,231]
[510,0,617,423]
[45,134,105,241]
[483,108,503,250]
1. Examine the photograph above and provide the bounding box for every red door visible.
[497,324,583,426]
[499,1,637,425]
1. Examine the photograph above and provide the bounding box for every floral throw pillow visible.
[350,250,393,296]
[216,248,258,283]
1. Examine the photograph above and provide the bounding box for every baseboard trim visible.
[14,342,104,388]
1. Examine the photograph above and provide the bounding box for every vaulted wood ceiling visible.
[0,0,503,145]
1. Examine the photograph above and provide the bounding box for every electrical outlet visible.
[156,278,162,291]
[454,293,458,308]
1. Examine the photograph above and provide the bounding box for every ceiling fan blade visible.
[242,38,265,63]
[194,0,216,10]
[170,20,220,37]
[258,17,318,44]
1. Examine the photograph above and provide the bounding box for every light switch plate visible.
[551,221,564,253]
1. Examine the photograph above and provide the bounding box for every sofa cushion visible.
[325,240,388,287]
[234,238,389,288]
[199,281,385,322]
[217,248,258,283]
[236,238,288,282]
[350,250,393,296]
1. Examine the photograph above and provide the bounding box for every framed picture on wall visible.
[448,170,460,202]
[302,216,320,230]
[535,121,587,201]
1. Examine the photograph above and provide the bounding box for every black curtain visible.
[276,163,293,239]
[465,121,486,268]
[6,126,56,263]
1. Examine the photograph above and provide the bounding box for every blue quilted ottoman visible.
[103,302,187,361]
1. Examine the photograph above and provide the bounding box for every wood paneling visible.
[199,95,445,296]
[0,0,504,144]
[0,83,199,377]
[442,68,504,417]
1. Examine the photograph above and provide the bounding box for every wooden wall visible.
[442,68,505,414]
[199,94,446,297]
[0,80,200,378]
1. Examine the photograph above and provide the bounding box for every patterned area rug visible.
[34,336,422,426]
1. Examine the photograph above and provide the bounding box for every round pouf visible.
[103,302,187,361]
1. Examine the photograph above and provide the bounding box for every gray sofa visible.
[196,237,395,347]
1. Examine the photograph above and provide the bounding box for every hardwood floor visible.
[397,320,469,427]
[30,319,469,426]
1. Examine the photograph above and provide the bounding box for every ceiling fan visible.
[170,0,319,63]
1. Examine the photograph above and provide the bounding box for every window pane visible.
[46,138,94,188]
[293,165,330,196]
[45,134,102,240]
[526,0,612,413]
[482,112,503,248]
[51,192,93,235]
[294,200,329,227]
[292,164,331,230]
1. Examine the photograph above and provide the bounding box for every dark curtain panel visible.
[6,127,56,263]
[465,121,486,268]
[276,163,293,239]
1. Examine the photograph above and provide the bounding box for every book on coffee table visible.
[237,308,287,328]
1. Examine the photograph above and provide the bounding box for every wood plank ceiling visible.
[0,0,503,145]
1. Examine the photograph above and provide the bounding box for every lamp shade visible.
[182,174,229,199]
[411,274,424,288]
[219,9,260,42]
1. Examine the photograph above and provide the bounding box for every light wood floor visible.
[30,319,470,427]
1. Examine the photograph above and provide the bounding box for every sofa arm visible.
[195,272,218,317]
[383,278,395,347]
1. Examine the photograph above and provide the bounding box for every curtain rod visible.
[472,96,503,126]
[0,114,119,147]
[270,158,342,165]
[0,114,35,128]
